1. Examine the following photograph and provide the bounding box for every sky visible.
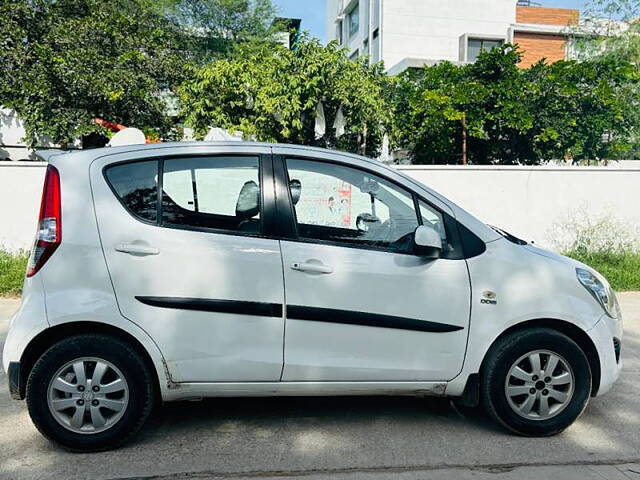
[272,0,591,43]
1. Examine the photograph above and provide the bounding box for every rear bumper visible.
[7,362,23,400]
[2,275,48,383]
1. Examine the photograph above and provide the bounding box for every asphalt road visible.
[0,294,639,480]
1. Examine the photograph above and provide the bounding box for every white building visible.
[325,0,580,74]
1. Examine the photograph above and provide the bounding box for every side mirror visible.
[413,225,442,258]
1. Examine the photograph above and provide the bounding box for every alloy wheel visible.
[504,349,575,421]
[47,357,129,434]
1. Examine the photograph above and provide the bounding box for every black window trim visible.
[274,154,470,259]
[102,151,485,259]
[103,158,161,229]
[103,153,283,241]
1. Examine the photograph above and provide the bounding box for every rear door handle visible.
[291,262,333,274]
[115,244,159,256]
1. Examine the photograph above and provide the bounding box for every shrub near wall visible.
[565,251,640,291]
[0,249,28,296]
[553,211,640,292]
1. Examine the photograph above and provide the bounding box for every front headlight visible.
[576,268,620,319]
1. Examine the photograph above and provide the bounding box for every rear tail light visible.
[27,165,61,277]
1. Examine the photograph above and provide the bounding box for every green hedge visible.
[0,249,28,297]
[565,250,640,292]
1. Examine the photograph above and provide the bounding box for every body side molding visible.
[136,297,464,333]
[286,305,464,333]
[136,296,283,318]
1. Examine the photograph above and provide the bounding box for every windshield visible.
[489,225,528,245]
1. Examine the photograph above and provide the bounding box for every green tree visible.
[464,46,536,164]
[393,46,535,164]
[0,0,190,147]
[179,37,392,156]
[392,62,479,164]
[573,0,640,159]
[162,0,280,60]
[524,57,639,162]
[392,45,639,164]
[573,0,640,67]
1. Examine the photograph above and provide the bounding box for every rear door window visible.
[162,156,261,233]
[105,156,262,235]
[105,160,158,223]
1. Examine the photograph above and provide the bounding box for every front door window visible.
[286,158,422,253]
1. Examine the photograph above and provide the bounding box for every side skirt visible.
[162,381,449,402]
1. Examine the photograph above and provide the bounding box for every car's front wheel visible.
[481,328,592,436]
[26,334,155,451]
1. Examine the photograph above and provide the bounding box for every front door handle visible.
[115,243,160,256]
[291,261,333,274]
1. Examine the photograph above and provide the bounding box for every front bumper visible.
[588,313,623,396]
[7,362,23,400]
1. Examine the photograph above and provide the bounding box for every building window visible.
[467,38,503,61]
[363,38,369,57]
[347,2,359,38]
[349,49,359,61]
[336,19,344,45]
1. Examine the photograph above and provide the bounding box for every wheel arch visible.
[17,321,163,403]
[481,318,601,397]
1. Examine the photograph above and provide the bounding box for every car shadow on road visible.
[137,394,503,445]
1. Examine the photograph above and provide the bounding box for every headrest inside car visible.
[290,179,302,205]
[236,180,260,219]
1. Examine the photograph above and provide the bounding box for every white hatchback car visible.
[3,143,622,451]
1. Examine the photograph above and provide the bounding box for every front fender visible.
[446,238,603,396]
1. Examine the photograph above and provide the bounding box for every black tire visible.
[26,334,155,452]
[481,328,591,436]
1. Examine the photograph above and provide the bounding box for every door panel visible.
[279,157,471,382]
[281,241,470,381]
[91,153,285,382]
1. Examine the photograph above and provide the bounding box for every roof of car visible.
[37,142,380,168]
[38,141,501,244]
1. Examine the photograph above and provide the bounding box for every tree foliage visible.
[574,0,640,67]
[0,0,190,147]
[1,0,638,164]
[571,0,640,159]
[179,37,392,156]
[162,0,280,60]
[393,45,640,164]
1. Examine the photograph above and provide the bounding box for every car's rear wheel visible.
[481,328,591,436]
[26,334,155,451]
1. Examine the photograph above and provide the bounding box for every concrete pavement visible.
[0,293,638,480]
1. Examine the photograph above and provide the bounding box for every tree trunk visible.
[461,114,468,165]
[360,125,368,156]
